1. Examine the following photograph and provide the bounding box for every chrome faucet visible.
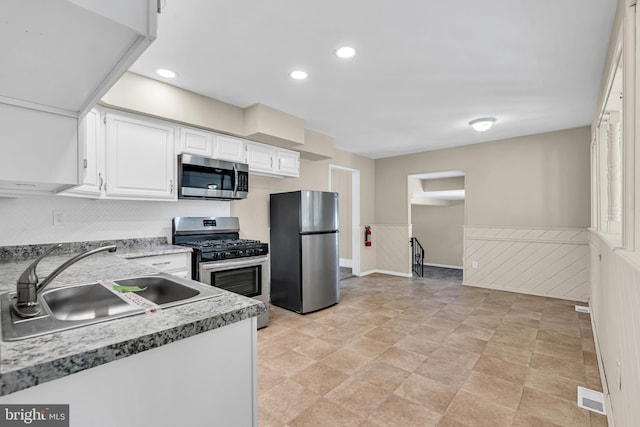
[13,244,117,318]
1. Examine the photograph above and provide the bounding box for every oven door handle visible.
[199,256,269,272]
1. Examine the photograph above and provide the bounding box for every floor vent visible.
[575,305,591,314]
[577,386,606,415]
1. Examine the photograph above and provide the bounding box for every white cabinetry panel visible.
[1,0,156,116]
[276,150,300,177]
[62,109,105,197]
[0,103,78,195]
[133,252,192,279]
[105,113,176,200]
[245,142,275,174]
[245,141,299,177]
[215,135,246,162]
[180,127,214,157]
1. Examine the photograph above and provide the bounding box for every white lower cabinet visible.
[105,113,176,200]
[0,318,258,427]
[132,252,191,279]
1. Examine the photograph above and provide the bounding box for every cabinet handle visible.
[170,179,174,194]
[279,158,283,169]
[270,157,273,168]
[98,173,103,191]
[151,261,171,267]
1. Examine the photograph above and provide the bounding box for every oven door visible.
[198,256,269,299]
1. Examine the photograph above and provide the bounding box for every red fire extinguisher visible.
[365,226,372,247]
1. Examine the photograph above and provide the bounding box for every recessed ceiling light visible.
[289,70,308,80]
[156,68,177,79]
[335,46,357,59]
[469,117,496,132]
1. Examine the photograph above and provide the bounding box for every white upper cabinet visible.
[214,136,246,163]
[245,142,275,174]
[105,113,176,200]
[245,141,300,178]
[0,0,156,195]
[180,127,215,157]
[275,150,300,177]
[1,0,156,117]
[61,109,105,198]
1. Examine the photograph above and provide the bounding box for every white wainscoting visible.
[375,224,412,276]
[590,232,640,427]
[463,226,590,302]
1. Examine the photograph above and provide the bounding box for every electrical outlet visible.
[471,261,478,269]
[53,210,66,226]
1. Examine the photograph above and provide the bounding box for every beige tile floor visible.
[257,273,608,427]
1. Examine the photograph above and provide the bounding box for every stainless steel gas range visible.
[172,217,270,328]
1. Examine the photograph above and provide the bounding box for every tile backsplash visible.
[0,195,230,246]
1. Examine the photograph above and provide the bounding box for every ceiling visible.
[129,0,617,159]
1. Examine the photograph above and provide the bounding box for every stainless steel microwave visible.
[177,154,249,200]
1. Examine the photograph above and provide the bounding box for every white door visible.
[105,113,176,200]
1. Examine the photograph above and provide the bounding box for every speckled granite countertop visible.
[0,237,191,261]
[0,239,266,396]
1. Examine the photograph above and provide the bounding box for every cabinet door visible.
[180,127,214,157]
[61,109,105,197]
[214,135,245,163]
[276,149,300,177]
[133,253,191,279]
[105,113,176,200]
[245,142,275,174]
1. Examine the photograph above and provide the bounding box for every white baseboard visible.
[462,280,588,303]
[424,263,463,270]
[357,269,412,278]
[339,258,353,268]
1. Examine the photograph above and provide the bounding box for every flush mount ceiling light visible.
[156,68,177,79]
[289,70,308,80]
[335,46,357,59]
[469,117,496,132]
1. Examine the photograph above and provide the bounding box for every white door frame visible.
[328,164,361,276]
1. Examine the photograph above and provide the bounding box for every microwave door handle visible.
[232,163,238,196]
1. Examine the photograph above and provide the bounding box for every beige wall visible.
[376,127,591,228]
[230,149,375,271]
[375,127,591,282]
[411,202,464,267]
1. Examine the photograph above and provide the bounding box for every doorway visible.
[329,165,361,276]
[408,171,465,278]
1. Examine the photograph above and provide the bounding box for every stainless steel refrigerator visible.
[269,190,339,313]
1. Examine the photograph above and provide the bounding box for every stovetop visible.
[181,239,264,251]
[178,238,269,262]
[172,216,268,262]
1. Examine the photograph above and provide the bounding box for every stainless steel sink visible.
[42,283,139,321]
[112,276,200,307]
[1,273,224,341]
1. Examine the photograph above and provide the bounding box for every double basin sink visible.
[1,273,224,341]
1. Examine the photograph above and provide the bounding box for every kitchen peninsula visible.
[0,239,265,427]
